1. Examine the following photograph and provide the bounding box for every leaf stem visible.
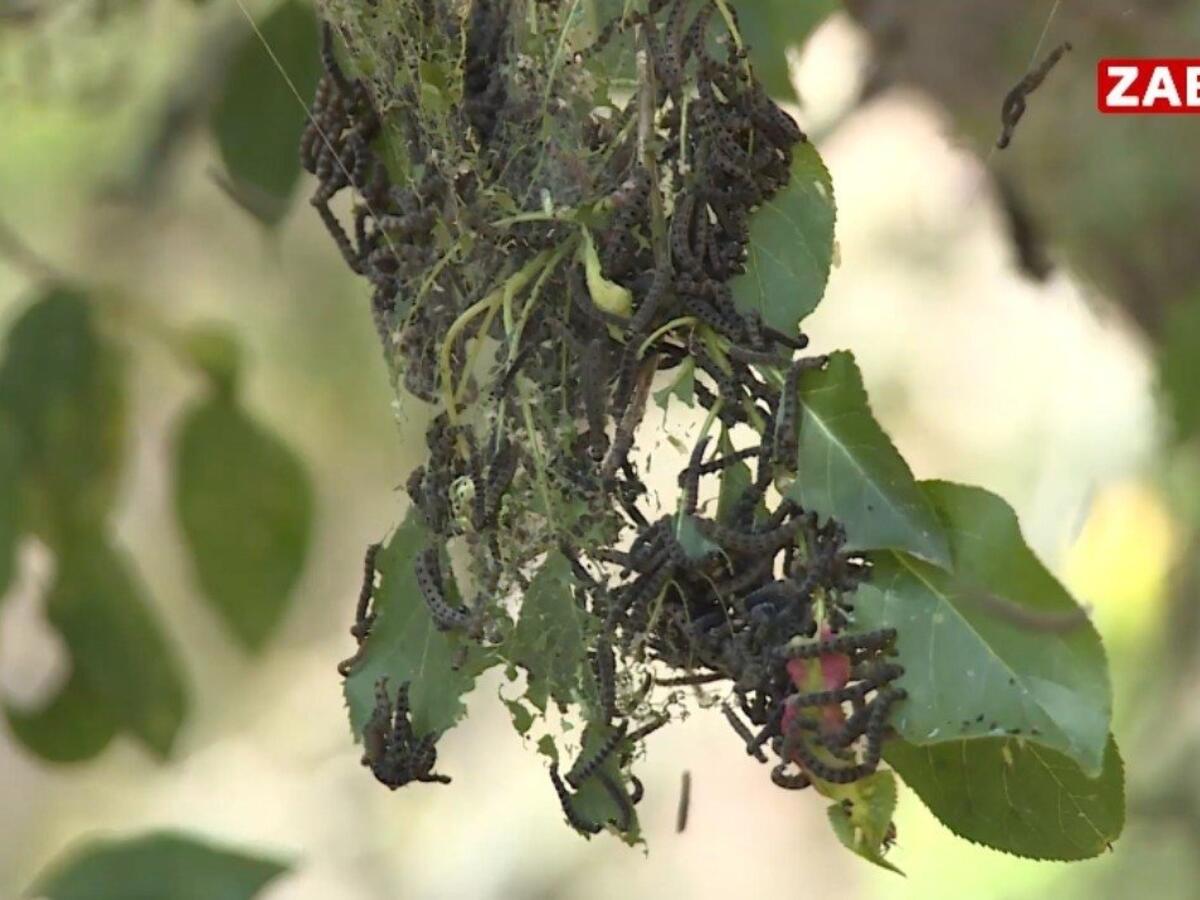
[441,250,553,420]
[638,316,697,358]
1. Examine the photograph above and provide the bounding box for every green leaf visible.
[5,668,120,764]
[887,734,1124,861]
[173,396,313,652]
[565,723,642,845]
[675,514,721,562]
[652,357,695,414]
[47,535,188,758]
[0,286,126,544]
[210,0,321,225]
[824,770,902,874]
[854,481,1110,774]
[29,830,289,900]
[0,412,20,600]
[730,141,836,335]
[579,226,632,317]
[503,695,535,735]
[1159,292,1200,441]
[715,429,752,524]
[344,512,491,738]
[506,551,593,709]
[735,0,837,100]
[785,352,950,565]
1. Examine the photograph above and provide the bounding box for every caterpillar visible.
[695,515,802,556]
[679,436,710,517]
[770,763,811,790]
[596,769,634,833]
[566,723,629,789]
[415,546,471,632]
[676,769,691,832]
[550,763,602,835]
[722,703,768,763]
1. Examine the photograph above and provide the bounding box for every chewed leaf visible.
[653,358,695,414]
[731,142,836,334]
[506,551,593,709]
[824,771,903,874]
[565,723,643,846]
[786,352,950,566]
[344,511,493,738]
[855,481,1110,775]
[29,830,289,900]
[887,734,1124,860]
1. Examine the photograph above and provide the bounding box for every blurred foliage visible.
[40,533,189,758]
[1159,293,1200,442]
[0,287,127,544]
[211,0,321,224]
[173,388,313,651]
[29,831,289,900]
[6,668,121,765]
[0,413,19,599]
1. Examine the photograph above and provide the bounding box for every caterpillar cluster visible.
[315,0,907,830]
[361,678,452,788]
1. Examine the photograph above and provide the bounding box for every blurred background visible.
[0,0,1197,897]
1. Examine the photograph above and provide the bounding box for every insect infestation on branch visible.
[309,0,908,850]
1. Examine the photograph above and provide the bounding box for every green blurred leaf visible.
[824,770,902,874]
[210,0,321,225]
[855,481,1110,774]
[506,551,592,709]
[730,142,836,335]
[0,412,20,599]
[887,734,1124,860]
[178,323,243,397]
[5,668,120,764]
[785,351,950,565]
[47,535,188,758]
[1159,292,1200,441]
[0,286,126,544]
[29,830,289,900]
[173,396,312,651]
[736,0,836,99]
[344,511,492,738]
